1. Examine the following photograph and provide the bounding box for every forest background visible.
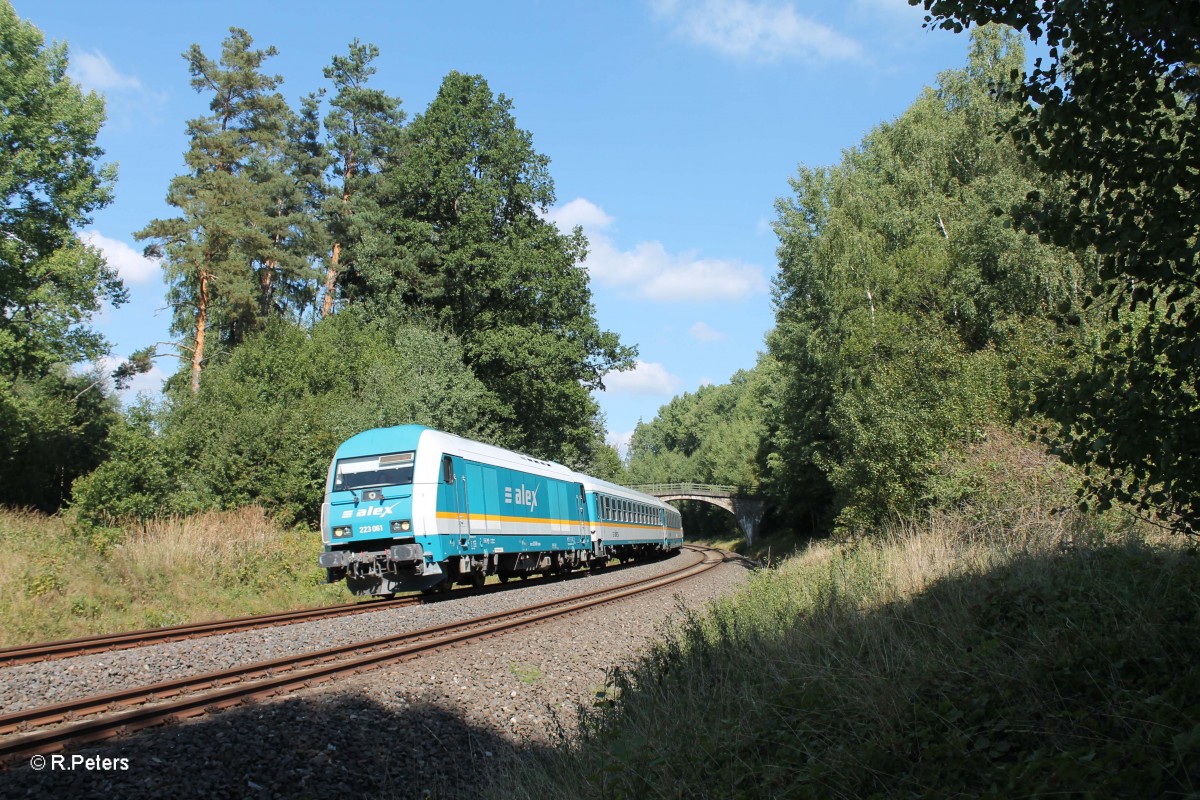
[2,0,1196,552]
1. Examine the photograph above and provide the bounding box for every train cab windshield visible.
[334,451,415,491]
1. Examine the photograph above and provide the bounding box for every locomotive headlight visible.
[333,526,352,538]
[390,519,412,533]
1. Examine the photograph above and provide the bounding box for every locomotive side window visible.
[441,455,455,484]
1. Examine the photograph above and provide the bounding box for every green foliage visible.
[74,310,494,525]
[0,2,129,512]
[624,367,772,538]
[314,39,406,317]
[70,399,175,525]
[130,42,631,492]
[0,366,120,512]
[765,27,1094,531]
[911,2,1200,531]
[0,1,124,378]
[627,367,770,491]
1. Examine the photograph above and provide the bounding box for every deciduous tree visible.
[0,1,128,510]
[912,0,1200,533]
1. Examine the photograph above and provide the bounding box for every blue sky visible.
[21,0,998,454]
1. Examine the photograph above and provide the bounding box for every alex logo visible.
[339,504,398,520]
[504,483,539,511]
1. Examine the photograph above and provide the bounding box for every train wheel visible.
[469,571,485,590]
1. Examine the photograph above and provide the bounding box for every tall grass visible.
[0,507,350,647]
[495,437,1200,798]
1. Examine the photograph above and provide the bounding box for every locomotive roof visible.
[334,425,578,483]
[417,428,580,482]
[334,426,672,508]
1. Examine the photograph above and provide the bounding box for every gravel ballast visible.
[0,550,752,799]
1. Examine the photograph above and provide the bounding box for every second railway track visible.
[0,545,727,764]
[0,553,660,668]
[0,595,420,668]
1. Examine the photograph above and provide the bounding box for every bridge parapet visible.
[628,482,740,497]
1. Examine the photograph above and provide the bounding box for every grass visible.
[491,435,1200,798]
[0,507,351,647]
[509,663,544,685]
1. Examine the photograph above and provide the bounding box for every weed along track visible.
[0,545,724,764]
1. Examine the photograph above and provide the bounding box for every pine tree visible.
[137,28,291,393]
[316,40,406,318]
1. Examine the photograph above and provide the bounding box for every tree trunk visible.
[191,270,209,395]
[260,259,275,318]
[321,241,340,318]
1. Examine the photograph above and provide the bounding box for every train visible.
[318,425,684,596]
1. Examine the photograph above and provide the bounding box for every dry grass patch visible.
[0,507,350,647]
[494,511,1200,799]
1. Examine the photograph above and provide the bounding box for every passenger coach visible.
[319,425,681,596]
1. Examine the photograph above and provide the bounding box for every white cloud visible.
[602,360,683,395]
[69,50,143,93]
[548,197,615,230]
[80,230,160,284]
[652,0,864,64]
[546,198,768,303]
[93,356,167,402]
[689,321,725,341]
[606,429,635,459]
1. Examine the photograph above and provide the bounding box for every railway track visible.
[0,596,418,668]
[0,545,725,764]
[0,557,642,668]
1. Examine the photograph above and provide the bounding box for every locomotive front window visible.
[334,451,415,491]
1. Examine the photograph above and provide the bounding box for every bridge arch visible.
[629,483,766,545]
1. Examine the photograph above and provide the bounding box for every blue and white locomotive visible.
[318,425,684,596]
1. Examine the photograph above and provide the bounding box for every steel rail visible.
[0,546,724,763]
[0,554,642,668]
[0,596,419,668]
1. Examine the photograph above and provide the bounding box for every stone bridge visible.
[629,483,767,545]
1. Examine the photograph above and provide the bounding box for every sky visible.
[20,0,1003,455]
